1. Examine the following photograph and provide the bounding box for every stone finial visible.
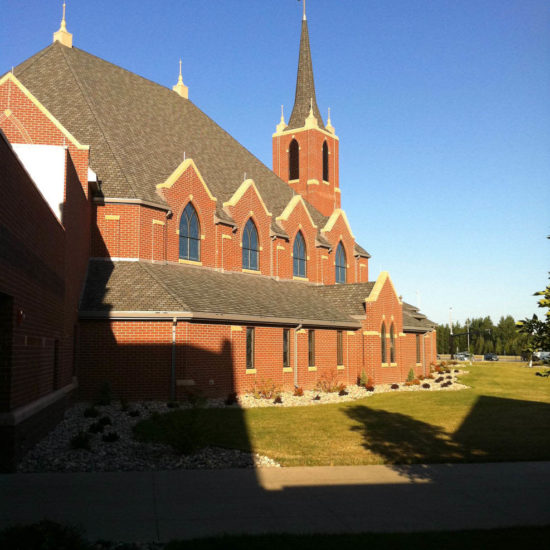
[276,105,287,133]
[172,59,189,99]
[53,2,73,48]
[304,97,319,129]
[325,107,335,134]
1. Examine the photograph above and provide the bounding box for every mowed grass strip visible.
[134,363,550,466]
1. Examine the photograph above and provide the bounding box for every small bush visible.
[128,409,141,417]
[338,388,349,396]
[88,422,104,434]
[422,383,431,389]
[252,378,280,400]
[225,392,238,405]
[273,395,283,404]
[313,394,321,401]
[102,432,120,443]
[407,368,415,382]
[83,406,99,418]
[366,385,375,392]
[0,520,90,550]
[358,369,368,387]
[412,379,421,385]
[316,370,342,393]
[390,383,399,390]
[95,381,112,406]
[435,377,444,383]
[404,381,413,387]
[167,401,180,409]
[70,431,90,450]
[418,374,425,381]
[426,374,435,380]
[119,397,129,411]
[454,369,459,373]
[446,375,452,379]
[293,386,304,397]
[98,416,112,426]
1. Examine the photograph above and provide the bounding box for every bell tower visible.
[272,4,340,217]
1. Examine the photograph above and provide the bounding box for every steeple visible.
[53,2,73,48]
[287,12,324,130]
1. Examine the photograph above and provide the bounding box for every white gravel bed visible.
[17,370,468,473]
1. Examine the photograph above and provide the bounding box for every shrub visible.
[293,387,304,397]
[407,368,415,382]
[390,383,399,390]
[83,406,99,418]
[102,432,120,443]
[338,388,349,396]
[166,401,180,409]
[0,520,90,550]
[70,431,90,450]
[358,369,368,387]
[225,392,238,405]
[454,369,459,373]
[128,409,141,417]
[273,395,283,404]
[252,379,280,400]
[418,374,425,381]
[119,397,129,411]
[412,379,421,385]
[313,394,321,401]
[426,374,435,380]
[422,383,431,389]
[404,381,413,387]
[446,375,452,379]
[366,385,375,392]
[95,381,112,406]
[88,422,104,434]
[435,377,444,383]
[315,370,342,393]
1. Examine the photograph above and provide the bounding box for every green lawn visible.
[134,362,550,466]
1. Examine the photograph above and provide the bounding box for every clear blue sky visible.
[1,0,549,326]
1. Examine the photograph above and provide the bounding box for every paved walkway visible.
[1,462,549,542]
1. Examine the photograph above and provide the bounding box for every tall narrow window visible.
[337,330,343,365]
[390,324,396,364]
[335,242,346,284]
[293,231,306,278]
[179,203,200,261]
[283,329,290,368]
[246,327,255,370]
[308,330,315,367]
[242,219,259,270]
[381,323,387,364]
[289,139,299,180]
[416,334,421,363]
[322,141,329,182]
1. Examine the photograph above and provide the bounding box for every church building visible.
[0,5,436,468]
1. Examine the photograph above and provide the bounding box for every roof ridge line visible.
[58,46,140,199]
[138,261,190,311]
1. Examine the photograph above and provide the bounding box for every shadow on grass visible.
[345,395,550,481]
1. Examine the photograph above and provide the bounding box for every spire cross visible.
[61,2,67,30]
[178,59,183,84]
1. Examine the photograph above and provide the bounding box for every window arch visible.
[289,139,299,180]
[322,141,329,182]
[335,242,346,284]
[381,323,387,364]
[293,231,307,278]
[242,218,259,271]
[390,324,396,364]
[179,202,200,261]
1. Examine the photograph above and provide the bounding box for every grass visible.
[134,362,550,466]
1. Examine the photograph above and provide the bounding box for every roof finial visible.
[53,1,73,47]
[304,96,319,129]
[276,104,287,133]
[326,107,335,134]
[172,58,189,99]
[303,0,307,21]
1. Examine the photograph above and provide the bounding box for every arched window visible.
[242,218,259,270]
[390,324,396,364]
[179,202,200,261]
[322,141,329,182]
[293,231,306,278]
[381,323,387,364]
[289,139,299,180]
[335,242,346,284]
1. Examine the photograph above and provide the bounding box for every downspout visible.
[422,332,427,377]
[171,317,177,401]
[294,323,303,387]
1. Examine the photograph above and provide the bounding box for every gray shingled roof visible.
[402,302,436,331]
[313,283,376,317]
[287,19,325,131]
[80,260,361,328]
[12,41,369,252]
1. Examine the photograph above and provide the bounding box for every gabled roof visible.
[287,19,325,131]
[402,302,436,331]
[80,260,360,328]
[313,283,376,317]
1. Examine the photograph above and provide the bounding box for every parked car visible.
[533,351,550,362]
[483,353,499,361]
[455,352,473,361]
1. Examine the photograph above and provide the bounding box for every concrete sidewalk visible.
[1,462,549,542]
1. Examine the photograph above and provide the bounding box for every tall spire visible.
[53,2,73,48]
[287,10,324,130]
